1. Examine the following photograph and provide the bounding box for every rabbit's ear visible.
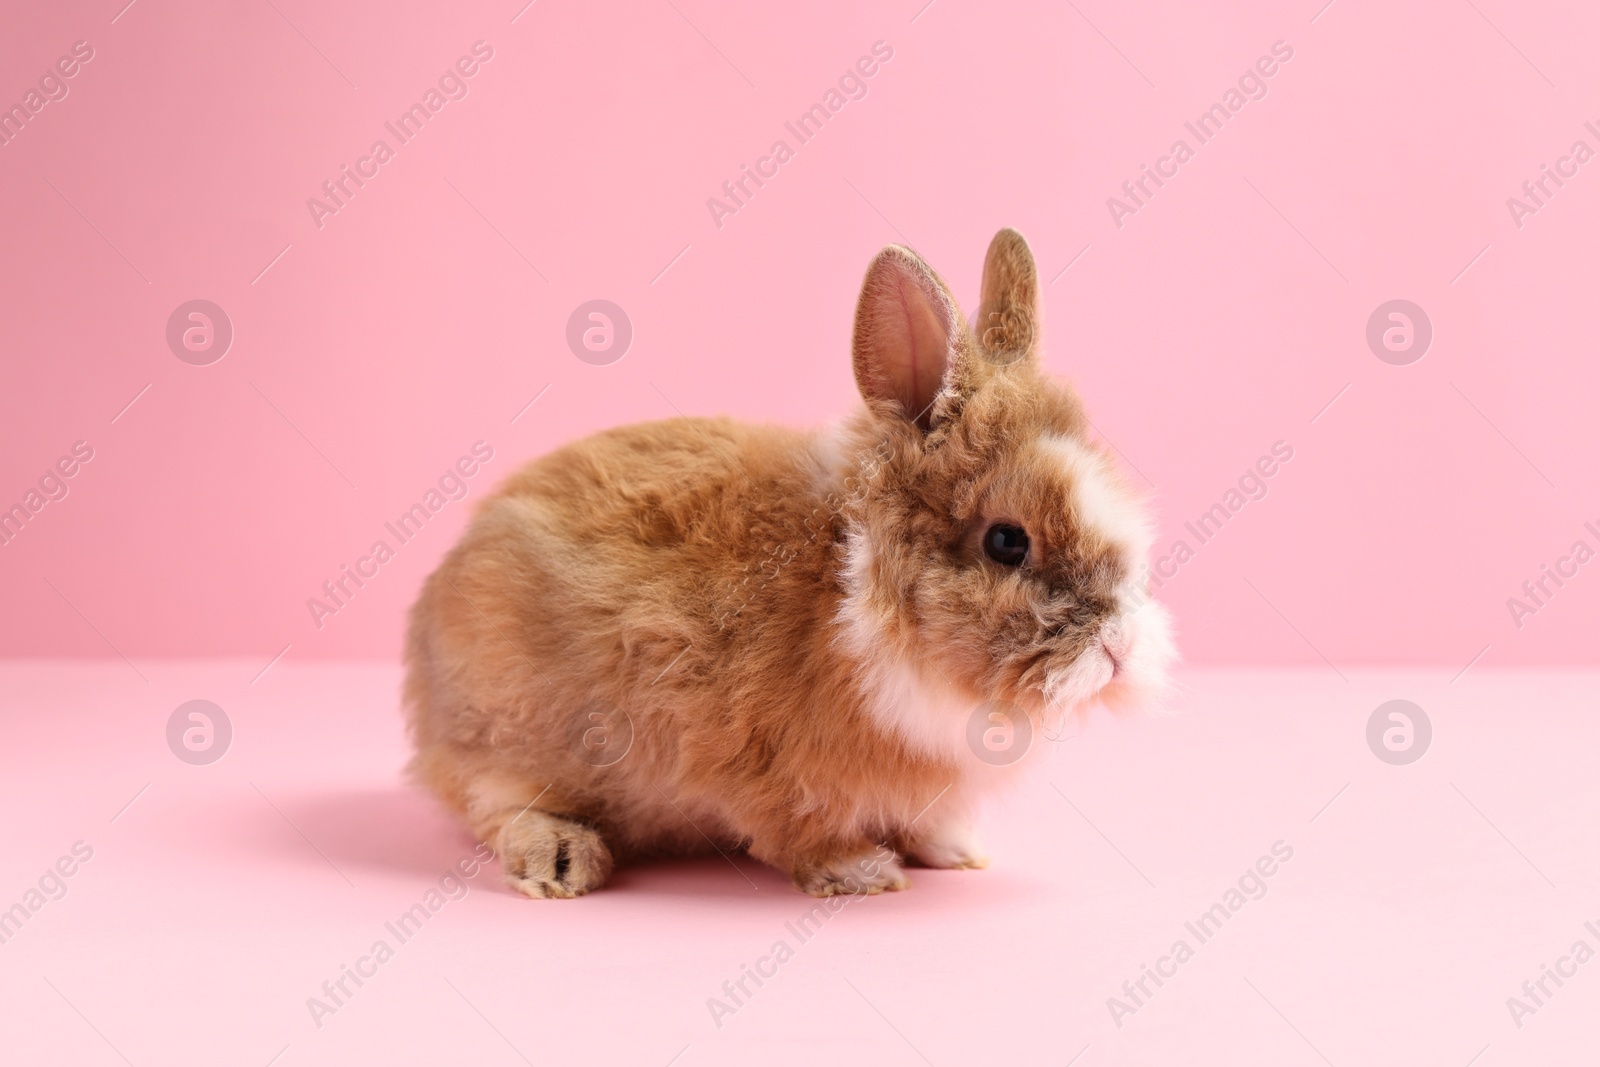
[851,245,963,431]
[973,228,1039,366]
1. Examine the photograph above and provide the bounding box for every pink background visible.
[2,0,1597,670]
[5,4,1600,1066]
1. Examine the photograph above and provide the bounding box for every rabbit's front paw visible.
[498,811,614,899]
[792,849,909,897]
[906,824,989,870]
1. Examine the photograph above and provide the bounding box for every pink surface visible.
[2,662,1596,1065]
[0,1,1596,667]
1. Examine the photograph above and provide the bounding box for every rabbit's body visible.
[405,230,1174,898]
[406,416,980,896]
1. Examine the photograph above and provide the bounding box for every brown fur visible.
[404,229,1174,898]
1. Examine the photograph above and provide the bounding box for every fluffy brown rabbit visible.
[403,229,1174,898]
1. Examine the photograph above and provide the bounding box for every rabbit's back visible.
[402,415,839,838]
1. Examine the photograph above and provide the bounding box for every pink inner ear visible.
[886,274,951,421]
[853,247,957,426]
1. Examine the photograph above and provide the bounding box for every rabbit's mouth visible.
[1040,643,1118,711]
[1099,616,1130,677]
[1104,645,1125,678]
[1039,602,1174,713]
[1097,600,1179,712]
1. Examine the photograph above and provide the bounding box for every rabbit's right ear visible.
[851,245,963,432]
[973,228,1039,366]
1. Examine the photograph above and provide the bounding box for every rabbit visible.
[403,228,1175,899]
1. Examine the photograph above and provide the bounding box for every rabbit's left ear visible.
[973,228,1039,366]
[851,245,965,432]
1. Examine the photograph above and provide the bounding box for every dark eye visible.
[983,523,1030,567]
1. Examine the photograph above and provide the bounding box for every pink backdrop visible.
[2,0,1596,670]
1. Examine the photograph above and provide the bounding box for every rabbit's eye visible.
[983,524,1030,566]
